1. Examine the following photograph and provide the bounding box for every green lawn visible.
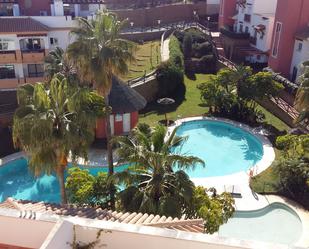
[250,149,282,193]
[139,74,210,126]
[139,73,290,133]
[122,40,161,82]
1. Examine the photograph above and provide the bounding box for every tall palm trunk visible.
[104,94,115,209]
[57,162,67,204]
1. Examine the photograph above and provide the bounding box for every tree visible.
[66,167,114,208]
[113,123,205,217]
[295,67,309,123]
[44,47,76,81]
[67,11,135,208]
[13,75,106,204]
[185,186,235,234]
[183,33,192,59]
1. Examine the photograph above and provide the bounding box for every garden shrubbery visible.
[174,28,217,74]
[156,35,184,97]
[197,66,283,125]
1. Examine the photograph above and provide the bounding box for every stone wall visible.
[112,2,218,27]
[121,30,164,42]
[132,78,159,103]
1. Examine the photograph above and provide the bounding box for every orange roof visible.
[0,198,205,233]
[0,17,49,34]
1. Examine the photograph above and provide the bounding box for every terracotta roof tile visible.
[0,17,49,33]
[0,198,205,233]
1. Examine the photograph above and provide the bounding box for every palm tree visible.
[295,68,309,123]
[113,123,205,217]
[45,47,76,81]
[67,11,135,188]
[13,75,106,204]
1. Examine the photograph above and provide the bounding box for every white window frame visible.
[271,22,282,58]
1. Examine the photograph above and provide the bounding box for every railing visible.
[220,28,250,39]
[270,96,299,120]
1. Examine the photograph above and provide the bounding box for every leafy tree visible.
[276,134,309,158]
[113,123,204,217]
[295,67,309,123]
[185,186,235,234]
[44,47,76,81]
[67,11,135,208]
[274,158,309,200]
[197,67,282,123]
[13,75,106,204]
[66,167,114,208]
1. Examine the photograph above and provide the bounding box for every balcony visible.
[21,49,46,63]
[0,78,24,89]
[0,50,22,64]
[25,76,45,84]
[220,28,250,39]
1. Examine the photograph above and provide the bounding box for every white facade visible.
[234,0,277,63]
[0,16,75,86]
[290,37,309,81]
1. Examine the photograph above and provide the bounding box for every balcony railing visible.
[0,50,19,63]
[220,28,250,39]
[21,49,46,63]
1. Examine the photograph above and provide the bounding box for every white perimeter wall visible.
[0,215,55,248]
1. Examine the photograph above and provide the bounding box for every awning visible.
[254,24,266,31]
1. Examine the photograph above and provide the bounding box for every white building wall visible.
[48,30,72,50]
[290,39,309,78]
[253,0,277,14]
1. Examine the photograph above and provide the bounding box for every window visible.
[50,37,58,46]
[239,24,243,33]
[27,64,44,77]
[245,26,249,33]
[0,39,14,51]
[0,65,15,79]
[272,22,282,57]
[244,14,251,23]
[21,38,42,50]
[298,42,303,51]
[219,0,224,16]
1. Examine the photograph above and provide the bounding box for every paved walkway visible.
[161,38,170,62]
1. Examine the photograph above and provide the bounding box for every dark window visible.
[28,64,44,77]
[0,65,15,79]
[244,14,251,22]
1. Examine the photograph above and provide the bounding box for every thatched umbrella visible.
[157,97,175,126]
[109,76,147,114]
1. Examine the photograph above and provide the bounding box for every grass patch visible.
[250,149,282,193]
[139,73,290,133]
[122,40,161,81]
[139,74,210,126]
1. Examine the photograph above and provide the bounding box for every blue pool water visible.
[173,120,264,177]
[0,120,264,203]
[218,203,302,245]
[0,158,129,203]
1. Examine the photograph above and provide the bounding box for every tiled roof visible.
[0,17,49,33]
[0,198,205,233]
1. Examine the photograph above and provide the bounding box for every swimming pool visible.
[0,158,129,203]
[173,120,264,177]
[218,203,303,245]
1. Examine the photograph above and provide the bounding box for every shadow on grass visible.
[140,82,186,118]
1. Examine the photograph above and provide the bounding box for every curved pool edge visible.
[167,116,276,182]
[265,195,309,248]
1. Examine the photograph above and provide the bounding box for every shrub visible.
[183,33,193,59]
[156,35,184,97]
[193,41,213,58]
[156,61,184,97]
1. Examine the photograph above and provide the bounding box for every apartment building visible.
[268,0,309,81]
[219,0,277,64]
[0,16,74,89]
